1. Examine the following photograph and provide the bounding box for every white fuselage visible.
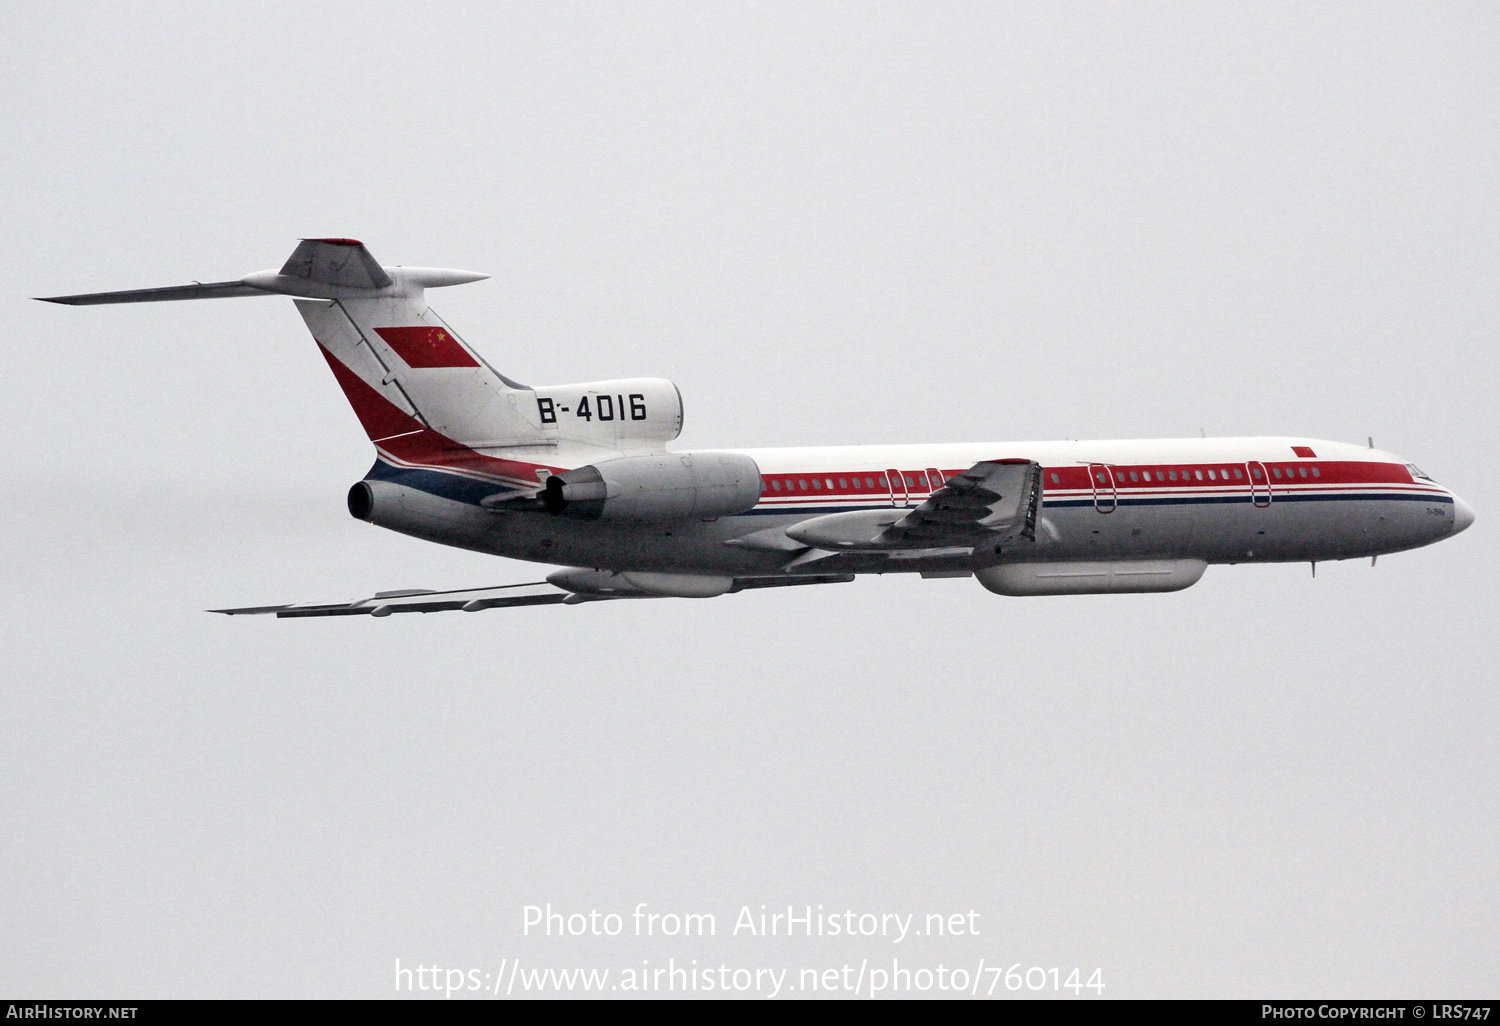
[359,435,1470,583]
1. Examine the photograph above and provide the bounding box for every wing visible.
[212,581,574,618]
[211,573,854,618]
[784,459,1043,553]
[886,458,1042,548]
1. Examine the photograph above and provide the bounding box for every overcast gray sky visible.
[2,1,1495,999]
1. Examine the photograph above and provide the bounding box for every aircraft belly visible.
[1038,495,1451,564]
[391,500,792,575]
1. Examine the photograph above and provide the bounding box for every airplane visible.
[39,238,1474,618]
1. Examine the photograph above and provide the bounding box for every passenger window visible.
[1298,467,1307,478]
[799,479,808,490]
[1233,468,1243,480]
[1096,472,1106,483]
[875,476,885,488]
[838,478,847,489]
[1051,472,1060,484]
[1129,471,1139,482]
[1168,470,1177,481]
[772,479,782,491]
[1194,470,1204,481]
[1273,468,1282,478]
[1251,466,1263,480]
[811,479,821,489]
[1206,469,1216,481]
[1311,467,1320,478]
[1156,471,1165,481]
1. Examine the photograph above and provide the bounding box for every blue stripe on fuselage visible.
[364,460,502,505]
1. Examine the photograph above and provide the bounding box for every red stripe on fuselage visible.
[754,460,1430,504]
[310,354,1432,504]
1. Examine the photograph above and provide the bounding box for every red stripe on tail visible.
[373,326,480,368]
[316,342,423,441]
[315,342,560,485]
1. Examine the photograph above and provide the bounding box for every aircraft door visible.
[1089,463,1117,514]
[1247,461,1271,507]
[886,468,908,508]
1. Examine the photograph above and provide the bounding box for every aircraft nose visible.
[1451,495,1475,535]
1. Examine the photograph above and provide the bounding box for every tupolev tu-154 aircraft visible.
[40,238,1474,618]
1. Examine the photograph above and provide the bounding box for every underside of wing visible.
[212,581,572,618]
[211,572,855,619]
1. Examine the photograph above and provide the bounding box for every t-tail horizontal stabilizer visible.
[36,281,267,305]
[36,238,487,305]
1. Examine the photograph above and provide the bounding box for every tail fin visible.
[37,238,556,457]
[287,242,550,451]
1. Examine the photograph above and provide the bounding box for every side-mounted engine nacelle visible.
[544,452,763,522]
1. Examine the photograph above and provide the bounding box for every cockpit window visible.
[1405,463,1434,481]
